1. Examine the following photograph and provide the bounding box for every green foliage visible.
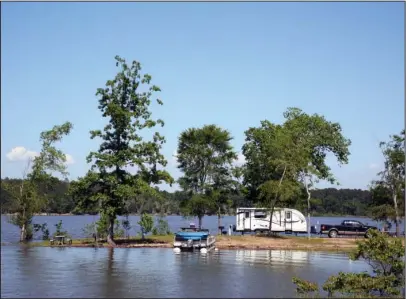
[121,216,132,238]
[53,220,70,238]
[70,56,173,245]
[82,222,98,239]
[82,214,124,239]
[138,213,154,239]
[242,108,351,234]
[292,277,319,295]
[33,223,50,240]
[350,230,404,283]
[152,215,171,235]
[180,194,213,228]
[292,231,405,298]
[2,122,72,242]
[176,125,237,228]
[322,271,400,298]
[371,130,405,236]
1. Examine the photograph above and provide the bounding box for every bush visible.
[152,216,171,235]
[138,213,154,239]
[53,220,70,238]
[292,230,405,298]
[121,216,131,238]
[83,214,124,240]
[33,223,50,240]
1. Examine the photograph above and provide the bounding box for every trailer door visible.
[243,211,251,230]
[285,210,293,231]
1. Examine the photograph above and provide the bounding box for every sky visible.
[1,2,404,192]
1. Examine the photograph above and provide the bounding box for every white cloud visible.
[6,146,74,165]
[6,146,38,161]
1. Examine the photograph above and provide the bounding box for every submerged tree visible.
[70,56,173,246]
[176,124,237,230]
[2,122,73,241]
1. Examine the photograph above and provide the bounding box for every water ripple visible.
[1,246,370,298]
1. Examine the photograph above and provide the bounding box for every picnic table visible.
[50,235,72,246]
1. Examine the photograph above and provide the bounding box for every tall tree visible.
[70,56,173,246]
[176,124,237,230]
[2,122,73,241]
[372,130,405,237]
[282,108,351,238]
[242,120,302,234]
[242,108,351,236]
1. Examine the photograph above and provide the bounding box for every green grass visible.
[27,234,175,247]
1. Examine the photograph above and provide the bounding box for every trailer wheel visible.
[328,230,338,238]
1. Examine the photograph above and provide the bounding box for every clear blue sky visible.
[1,2,403,191]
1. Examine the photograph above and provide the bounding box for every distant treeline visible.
[1,178,372,216]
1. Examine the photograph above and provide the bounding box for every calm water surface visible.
[1,246,370,298]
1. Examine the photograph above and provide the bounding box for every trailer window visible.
[254,211,267,219]
[245,212,250,218]
[286,211,291,219]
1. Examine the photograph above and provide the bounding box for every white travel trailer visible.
[234,207,307,234]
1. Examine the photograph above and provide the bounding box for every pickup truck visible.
[320,220,377,238]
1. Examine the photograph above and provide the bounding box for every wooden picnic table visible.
[50,235,72,245]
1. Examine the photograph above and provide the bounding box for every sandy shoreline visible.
[4,235,374,252]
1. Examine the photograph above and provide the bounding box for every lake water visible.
[1,246,371,298]
[1,215,400,243]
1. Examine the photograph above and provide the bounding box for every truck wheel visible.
[365,230,372,238]
[328,230,338,238]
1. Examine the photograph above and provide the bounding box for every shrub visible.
[138,213,154,240]
[292,230,405,298]
[33,223,50,240]
[152,216,171,235]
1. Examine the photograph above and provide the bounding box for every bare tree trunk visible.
[267,203,276,236]
[393,193,400,237]
[20,223,26,242]
[106,217,116,246]
[268,165,287,236]
[218,212,221,235]
[198,216,203,230]
[304,176,311,240]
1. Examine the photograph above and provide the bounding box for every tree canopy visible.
[69,56,173,245]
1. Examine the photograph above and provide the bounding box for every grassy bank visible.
[23,234,369,252]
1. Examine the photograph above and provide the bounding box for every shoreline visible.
[1,213,374,218]
[2,235,370,253]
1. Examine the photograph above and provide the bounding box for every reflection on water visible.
[235,250,309,265]
[1,246,370,298]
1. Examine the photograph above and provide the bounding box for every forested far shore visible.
[0,177,388,217]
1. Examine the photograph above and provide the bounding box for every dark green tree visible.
[176,124,237,230]
[242,108,351,236]
[70,56,173,246]
[282,107,351,238]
